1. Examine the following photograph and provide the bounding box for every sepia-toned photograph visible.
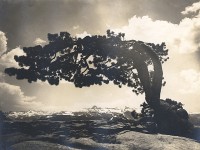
[0,0,200,149]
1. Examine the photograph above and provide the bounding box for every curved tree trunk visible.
[143,45,163,110]
[133,53,152,105]
[134,44,163,110]
[127,42,192,135]
[138,44,193,135]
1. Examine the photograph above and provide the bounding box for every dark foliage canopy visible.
[5,30,168,95]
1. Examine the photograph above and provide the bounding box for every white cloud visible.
[0,47,25,67]
[113,15,200,54]
[179,69,200,94]
[114,16,175,43]
[176,17,200,53]
[0,82,41,112]
[181,1,200,15]
[0,34,42,112]
[33,38,47,46]
[76,31,91,38]
[0,31,7,55]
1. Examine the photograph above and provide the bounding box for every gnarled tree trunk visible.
[136,44,193,135]
[134,44,162,110]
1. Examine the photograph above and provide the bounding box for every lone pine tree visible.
[5,30,192,135]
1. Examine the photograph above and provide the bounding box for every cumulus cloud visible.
[0,33,42,112]
[33,38,47,46]
[0,82,41,112]
[76,31,91,38]
[0,47,25,67]
[114,16,174,43]
[113,15,200,54]
[0,31,7,56]
[181,1,200,15]
[179,69,200,94]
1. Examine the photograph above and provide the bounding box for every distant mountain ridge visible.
[5,106,135,120]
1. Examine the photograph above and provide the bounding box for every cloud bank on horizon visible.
[0,1,200,112]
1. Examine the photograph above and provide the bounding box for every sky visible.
[0,0,200,113]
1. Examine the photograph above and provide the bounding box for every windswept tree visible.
[5,30,192,135]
